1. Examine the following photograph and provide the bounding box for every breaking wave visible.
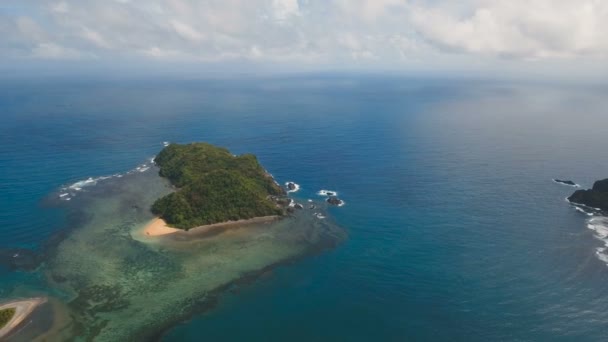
[285,182,300,193]
[317,189,338,197]
[57,158,156,201]
[586,216,608,265]
[566,197,601,216]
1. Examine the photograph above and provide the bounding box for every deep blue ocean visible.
[2,76,608,341]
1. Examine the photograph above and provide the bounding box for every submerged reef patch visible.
[10,160,346,341]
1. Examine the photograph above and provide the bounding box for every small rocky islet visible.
[554,179,579,187]
[327,196,345,206]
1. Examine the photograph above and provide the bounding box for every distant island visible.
[568,179,608,211]
[553,179,579,187]
[151,143,287,230]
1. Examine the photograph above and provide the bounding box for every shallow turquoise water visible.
[1,77,608,340]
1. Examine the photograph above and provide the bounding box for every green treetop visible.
[151,143,285,229]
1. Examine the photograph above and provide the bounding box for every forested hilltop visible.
[151,143,286,229]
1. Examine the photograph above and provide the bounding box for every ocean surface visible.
[1,76,608,340]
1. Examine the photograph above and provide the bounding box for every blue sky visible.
[1,1,607,78]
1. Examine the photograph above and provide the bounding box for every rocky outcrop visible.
[326,197,344,206]
[554,179,577,186]
[569,179,608,211]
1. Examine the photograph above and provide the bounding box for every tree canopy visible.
[151,143,285,229]
[0,307,16,329]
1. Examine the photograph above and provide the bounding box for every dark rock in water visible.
[593,179,608,193]
[309,204,316,210]
[0,248,42,271]
[327,197,343,206]
[569,178,608,211]
[294,203,304,210]
[326,191,336,196]
[286,207,295,214]
[554,179,577,186]
[274,197,292,206]
[286,182,297,191]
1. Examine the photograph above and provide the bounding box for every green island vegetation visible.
[151,143,286,229]
[0,307,16,329]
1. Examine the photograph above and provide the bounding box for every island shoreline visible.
[138,215,282,238]
[0,297,47,340]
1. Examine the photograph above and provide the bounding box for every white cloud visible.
[32,42,86,59]
[141,46,184,59]
[16,16,46,42]
[272,0,300,22]
[80,27,112,49]
[51,1,70,13]
[0,0,607,75]
[409,0,608,59]
[334,0,404,22]
[170,19,205,42]
[250,45,263,58]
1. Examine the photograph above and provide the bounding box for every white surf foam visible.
[67,174,117,191]
[567,197,601,216]
[285,182,300,193]
[128,162,153,174]
[596,248,608,264]
[60,158,155,200]
[574,206,594,216]
[68,177,97,190]
[317,189,338,197]
[163,141,170,147]
[585,216,608,265]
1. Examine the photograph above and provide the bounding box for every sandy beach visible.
[142,218,180,236]
[0,297,46,339]
[138,216,281,238]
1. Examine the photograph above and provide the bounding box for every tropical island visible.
[0,142,347,340]
[569,179,608,211]
[150,143,287,231]
[0,297,46,339]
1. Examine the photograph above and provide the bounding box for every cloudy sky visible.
[1,0,607,77]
